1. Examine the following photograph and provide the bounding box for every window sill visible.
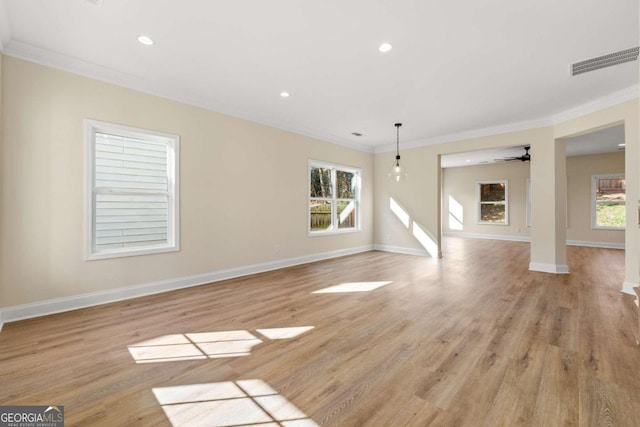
[308,228,361,237]
[85,245,179,261]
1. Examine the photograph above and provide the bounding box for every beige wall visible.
[554,101,639,288]
[0,54,3,294]
[374,126,551,256]
[443,161,531,239]
[0,56,374,308]
[566,152,625,244]
[529,129,568,272]
[375,100,638,284]
[1,53,638,311]
[442,151,625,246]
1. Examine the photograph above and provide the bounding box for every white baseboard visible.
[621,282,638,296]
[445,232,624,250]
[444,231,531,243]
[529,262,570,274]
[566,240,624,250]
[0,245,374,328]
[373,244,430,257]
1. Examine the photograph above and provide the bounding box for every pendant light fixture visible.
[388,123,407,182]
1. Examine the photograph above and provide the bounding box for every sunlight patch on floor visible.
[153,380,319,427]
[312,281,392,293]
[128,328,314,363]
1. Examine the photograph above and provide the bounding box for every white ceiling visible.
[0,0,638,152]
[441,124,626,168]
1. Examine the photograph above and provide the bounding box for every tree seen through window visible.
[310,163,359,233]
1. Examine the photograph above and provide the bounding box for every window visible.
[309,161,360,235]
[592,174,625,229]
[477,180,508,225]
[85,120,179,260]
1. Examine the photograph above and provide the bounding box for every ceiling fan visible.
[496,146,531,162]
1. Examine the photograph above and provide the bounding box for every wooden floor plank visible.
[530,345,579,426]
[1,238,638,426]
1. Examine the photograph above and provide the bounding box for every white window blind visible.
[85,121,179,260]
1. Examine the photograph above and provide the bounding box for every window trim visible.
[476,180,509,225]
[591,173,625,230]
[84,119,180,260]
[308,160,361,236]
[525,178,532,227]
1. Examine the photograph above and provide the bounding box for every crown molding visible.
[374,86,639,154]
[3,40,374,154]
[551,85,639,125]
[2,39,636,156]
[0,1,11,53]
[374,117,552,153]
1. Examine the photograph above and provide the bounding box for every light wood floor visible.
[1,238,639,426]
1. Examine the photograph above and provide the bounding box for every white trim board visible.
[566,240,624,250]
[444,231,624,250]
[373,244,430,257]
[0,245,374,329]
[443,231,530,243]
[375,85,639,154]
[621,282,637,296]
[529,262,570,274]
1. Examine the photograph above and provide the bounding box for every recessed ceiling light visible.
[379,43,392,53]
[280,91,290,98]
[618,143,626,147]
[465,159,471,162]
[137,35,154,46]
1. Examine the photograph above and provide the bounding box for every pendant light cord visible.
[395,123,402,161]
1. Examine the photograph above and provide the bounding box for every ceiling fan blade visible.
[496,146,531,163]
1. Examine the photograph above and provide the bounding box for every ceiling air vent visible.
[571,46,639,76]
